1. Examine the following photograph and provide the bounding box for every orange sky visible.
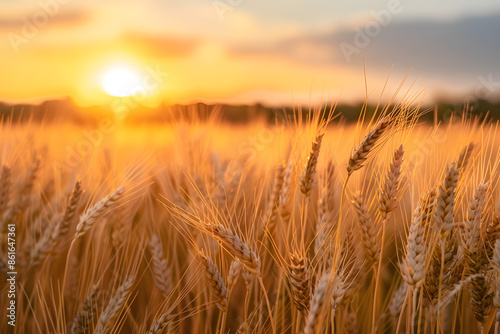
[1,1,499,107]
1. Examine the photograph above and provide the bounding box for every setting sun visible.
[101,66,142,97]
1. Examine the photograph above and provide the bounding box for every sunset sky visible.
[1,0,500,107]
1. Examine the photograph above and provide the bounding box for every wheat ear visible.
[401,195,430,288]
[288,251,311,314]
[315,161,336,257]
[387,281,408,325]
[278,157,294,223]
[491,240,500,324]
[74,186,125,240]
[461,182,492,324]
[149,234,173,298]
[227,260,242,291]
[304,272,331,334]
[487,214,500,258]
[347,116,392,176]
[457,142,475,170]
[30,181,83,266]
[264,162,285,237]
[378,145,404,221]
[352,194,379,266]
[199,249,228,312]
[146,312,172,334]
[434,163,459,237]
[299,133,324,197]
[94,276,135,334]
[71,284,101,334]
[426,164,460,308]
[210,224,261,275]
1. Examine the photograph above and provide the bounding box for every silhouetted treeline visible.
[0,98,498,126]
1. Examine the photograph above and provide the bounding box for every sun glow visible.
[101,66,143,97]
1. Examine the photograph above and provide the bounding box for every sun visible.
[101,66,142,97]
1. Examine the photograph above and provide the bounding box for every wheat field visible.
[0,104,499,333]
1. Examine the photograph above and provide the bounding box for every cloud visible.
[122,33,200,58]
[0,11,89,30]
[231,13,500,78]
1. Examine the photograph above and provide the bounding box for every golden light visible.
[101,66,143,97]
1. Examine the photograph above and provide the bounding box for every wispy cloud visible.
[0,11,89,30]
